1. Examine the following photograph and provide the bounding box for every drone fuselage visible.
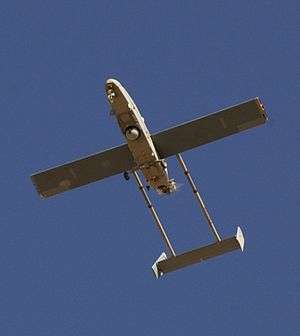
[105,79,176,194]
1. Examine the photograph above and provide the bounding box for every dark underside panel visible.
[31,144,134,198]
[152,98,267,159]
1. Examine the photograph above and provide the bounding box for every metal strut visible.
[176,153,222,242]
[132,171,176,257]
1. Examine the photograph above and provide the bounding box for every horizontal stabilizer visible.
[152,98,267,158]
[31,144,134,198]
[153,227,244,278]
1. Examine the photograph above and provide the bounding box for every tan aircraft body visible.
[105,79,176,194]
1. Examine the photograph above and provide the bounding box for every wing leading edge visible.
[152,98,267,159]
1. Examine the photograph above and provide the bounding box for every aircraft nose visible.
[105,78,122,88]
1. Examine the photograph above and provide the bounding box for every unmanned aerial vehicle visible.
[31,79,267,278]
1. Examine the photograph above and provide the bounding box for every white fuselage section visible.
[105,79,176,194]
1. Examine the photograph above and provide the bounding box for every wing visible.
[31,144,134,198]
[152,98,267,158]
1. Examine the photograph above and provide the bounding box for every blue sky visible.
[1,1,299,335]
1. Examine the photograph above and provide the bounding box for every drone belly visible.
[116,112,172,192]
[127,128,177,194]
[122,118,163,176]
[105,78,176,193]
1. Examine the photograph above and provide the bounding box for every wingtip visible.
[255,97,268,122]
[236,226,245,251]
